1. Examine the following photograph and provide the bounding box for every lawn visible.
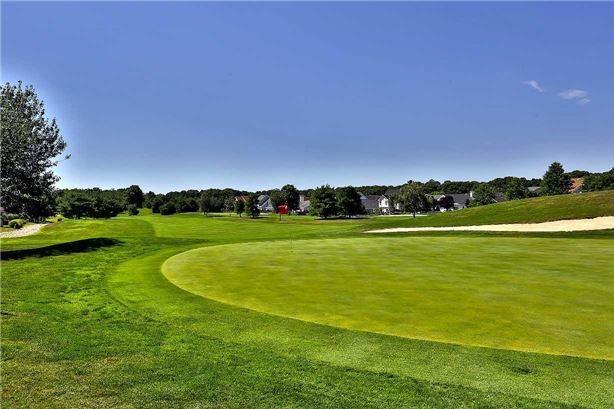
[2,192,614,408]
[163,236,614,359]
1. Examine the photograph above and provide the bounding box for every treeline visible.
[51,162,613,220]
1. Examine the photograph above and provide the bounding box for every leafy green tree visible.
[200,192,214,215]
[423,179,441,194]
[505,178,529,200]
[143,191,156,208]
[223,197,235,214]
[126,204,139,216]
[160,202,176,215]
[397,183,426,218]
[309,185,338,219]
[269,189,285,212]
[151,195,165,213]
[583,168,614,192]
[58,194,122,219]
[1,81,68,220]
[234,199,245,217]
[336,186,363,217]
[540,162,571,196]
[124,185,144,208]
[245,195,260,218]
[471,184,496,206]
[281,184,300,212]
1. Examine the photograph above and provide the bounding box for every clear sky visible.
[2,2,613,193]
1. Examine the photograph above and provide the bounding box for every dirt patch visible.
[365,216,614,233]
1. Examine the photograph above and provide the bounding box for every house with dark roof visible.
[430,194,470,211]
[358,192,380,213]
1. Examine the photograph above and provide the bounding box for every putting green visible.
[163,236,614,359]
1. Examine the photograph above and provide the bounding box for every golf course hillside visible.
[3,192,614,408]
[368,189,614,229]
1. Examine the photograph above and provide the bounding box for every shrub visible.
[160,202,176,215]
[1,212,20,226]
[127,204,139,216]
[9,219,26,229]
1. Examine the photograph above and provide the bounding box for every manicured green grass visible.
[163,237,614,359]
[2,192,614,408]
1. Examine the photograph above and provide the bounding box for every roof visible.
[430,193,470,205]
[569,177,584,193]
[528,186,541,192]
[360,195,379,210]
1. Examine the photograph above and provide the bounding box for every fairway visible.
[163,236,614,359]
[4,193,614,408]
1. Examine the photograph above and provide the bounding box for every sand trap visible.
[365,216,614,233]
[0,223,46,238]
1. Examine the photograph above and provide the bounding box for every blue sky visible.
[2,2,613,193]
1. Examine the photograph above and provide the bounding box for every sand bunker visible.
[365,216,614,233]
[0,223,46,238]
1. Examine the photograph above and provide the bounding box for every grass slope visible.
[3,193,614,408]
[163,236,614,359]
[367,189,614,230]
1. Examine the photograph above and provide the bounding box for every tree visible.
[269,189,285,213]
[582,168,614,192]
[397,183,426,218]
[245,195,260,218]
[200,192,214,215]
[124,185,144,208]
[281,184,300,213]
[309,185,338,219]
[151,195,165,213]
[223,197,235,214]
[57,194,122,219]
[336,186,363,217]
[471,184,496,206]
[540,162,571,196]
[126,204,139,216]
[159,202,176,215]
[234,199,245,217]
[438,195,455,211]
[505,177,529,200]
[1,81,68,220]
[143,191,156,208]
[423,179,441,194]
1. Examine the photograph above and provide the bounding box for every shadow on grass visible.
[1,237,122,260]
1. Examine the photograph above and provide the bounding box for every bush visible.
[160,202,176,215]
[9,219,26,229]
[1,212,20,226]
[127,204,139,216]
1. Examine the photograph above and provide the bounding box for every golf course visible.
[2,191,614,408]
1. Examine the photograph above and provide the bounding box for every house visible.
[430,194,470,211]
[234,195,250,203]
[528,186,541,195]
[257,194,274,212]
[298,194,310,214]
[468,191,506,204]
[358,192,380,213]
[569,177,584,193]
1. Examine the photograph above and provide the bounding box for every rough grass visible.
[2,192,614,408]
